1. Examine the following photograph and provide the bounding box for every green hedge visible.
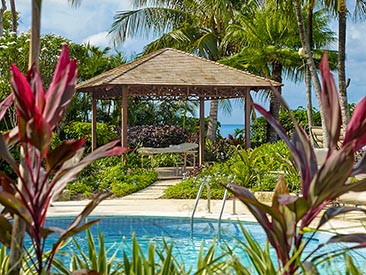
[164,141,301,199]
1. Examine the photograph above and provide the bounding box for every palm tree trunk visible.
[9,2,42,274]
[29,0,41,69]
[293,0,328,147]
[207,100,219,142]
[306,2,314,144]
[10,0,17,33]
[338,10,350,127]
[305,65,314,143]
[0,0,6,37]
[267,61,282,143]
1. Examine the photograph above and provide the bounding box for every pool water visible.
[40,216,365,273]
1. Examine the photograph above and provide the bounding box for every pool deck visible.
[48,198,366,235]
[48,167,366,235]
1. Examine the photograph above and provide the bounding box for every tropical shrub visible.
[99,167,158,197]
[62,121,118,151]
[127,125,188,148]
[229,53,366,274]
[205,137,242,162]
[53,229,123,275]
[53,229,227,275]
[232,141,300,192]
[164,163,231,199]
[166,141,300,198]
[251,106,322,147]
[0,45,127,274]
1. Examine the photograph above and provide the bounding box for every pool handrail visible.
[190,181,211,231]
[218,182,237,237]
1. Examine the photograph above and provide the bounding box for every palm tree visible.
[292,0,332,146]
[322,0,366,128]
[109,0,241,142]
[9,0,16,33]
[0,0,5,36]
[223,1,335,142]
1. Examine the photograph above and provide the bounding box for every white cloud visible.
[82,32,110,49]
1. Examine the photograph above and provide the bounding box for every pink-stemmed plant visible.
[229,52,366,274]
[0,45,128,274]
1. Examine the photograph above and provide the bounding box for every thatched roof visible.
[76,48,282,100]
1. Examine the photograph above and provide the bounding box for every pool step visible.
[123,179,181,200]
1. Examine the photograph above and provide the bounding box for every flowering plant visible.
[230,53,366,274]
[0,45,128,274]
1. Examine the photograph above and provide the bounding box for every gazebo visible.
[76,48,282,165]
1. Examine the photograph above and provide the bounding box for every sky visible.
[8,0,366,124]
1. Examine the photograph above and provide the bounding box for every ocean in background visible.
[219,124,244,138]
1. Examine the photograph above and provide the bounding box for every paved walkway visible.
[123,178,180,199]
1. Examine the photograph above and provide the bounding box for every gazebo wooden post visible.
[245,91,251,149]
[91,95,97,151]
[199,98,205,166]
[121,85,128,149]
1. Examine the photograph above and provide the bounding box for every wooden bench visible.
[137,143,198,171]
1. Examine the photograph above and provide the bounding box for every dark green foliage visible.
[165,141,300,199]
[164,177,226,199]
[205,138,243,162]
[107,168,158,197]
[128,125,188,148]
[66,155,159,198]
[251,106,322,147]
[61,122,118,150]
[164,162,232,199]
[67,156,121,197]
[232,142,300,192]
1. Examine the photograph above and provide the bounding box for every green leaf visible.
[0,134,19,173]
[326,233,366,244]
[0,215,12,247]
[317,206,366,229]
[0,192,32,224]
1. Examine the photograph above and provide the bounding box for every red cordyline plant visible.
[229,52,366,274]
[0,45,128,274]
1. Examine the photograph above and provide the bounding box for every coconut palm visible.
[322,0,366,128]
[110,0,241,142]
[223,1,335,142]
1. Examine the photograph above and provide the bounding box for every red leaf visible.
[26,112,52,157]
[343,97,366,151]
[49,141,128,201]
[30,67,46,114]
[10,64,36,120]
[44,45,78,129]
[0,94,14,121]
[46,138,86,172]
[319,52,342,149]
[0,172,16,195]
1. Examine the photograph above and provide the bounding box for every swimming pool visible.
[42,215,365,274]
